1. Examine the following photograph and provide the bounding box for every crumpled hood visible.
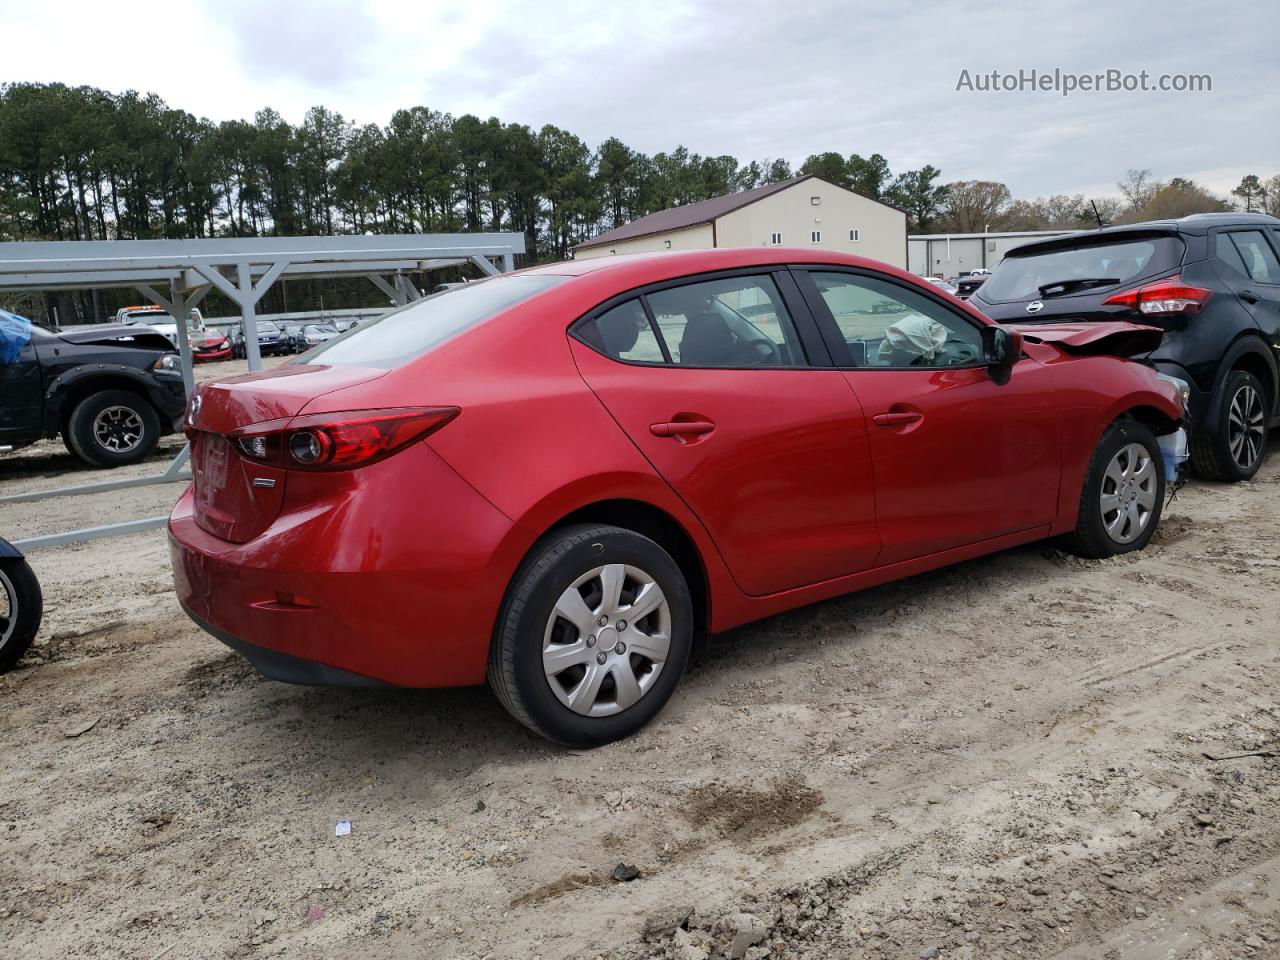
[1007,321,1163,358]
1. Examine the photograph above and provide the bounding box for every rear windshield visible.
[303,274,569,368]
[981,236,1185,303]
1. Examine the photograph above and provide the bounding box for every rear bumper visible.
[167,441,518,688]
[182,603,391,686]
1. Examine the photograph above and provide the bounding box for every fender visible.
[489,468,740,631]
[0,536,24,560]
[1204,334,1279,434]
[42,363,170,433]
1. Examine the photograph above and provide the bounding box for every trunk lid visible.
[1007,320,1164,357]
[187,364,387,542]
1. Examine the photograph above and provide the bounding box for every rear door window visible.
[645,274,806,367]
[981,237,1184,303]
[305,274,568,368]
[576,299,665,363]
[1221,231,1280,284]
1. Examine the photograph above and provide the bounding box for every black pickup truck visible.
[1,313,187,467]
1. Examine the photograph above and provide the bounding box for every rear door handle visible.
[1241,289,1261,304]
[872,411,923,427]
[650,420,716,438]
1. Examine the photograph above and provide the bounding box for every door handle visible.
[650,420,716,438]
[872,411,924,427]
[1241,289,1261,304]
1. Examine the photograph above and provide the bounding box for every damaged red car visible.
[169,249,1188,745]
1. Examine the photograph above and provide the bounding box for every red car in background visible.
[169,249,1187,746]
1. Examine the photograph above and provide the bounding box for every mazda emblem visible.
[1026,300,1044,314]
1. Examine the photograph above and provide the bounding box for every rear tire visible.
[1060,419,1165,559]
[1190,369,1269,482]
[0,558,43,672]
[488,524,693,747]
[65,389,161,468]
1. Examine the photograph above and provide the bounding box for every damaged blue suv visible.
[970,214,1280,481]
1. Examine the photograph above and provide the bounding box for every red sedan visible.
[192,331,232,363]
[170,249,1187,745]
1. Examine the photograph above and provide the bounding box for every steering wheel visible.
[743,336,781,364]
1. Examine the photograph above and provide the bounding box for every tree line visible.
[1,82,1275,323]
[0,82,973,260]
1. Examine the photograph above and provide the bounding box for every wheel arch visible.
[1120,403,1181,437]
[540,498,711,634]
[1216,335,1277,427]
[46,368,158,434]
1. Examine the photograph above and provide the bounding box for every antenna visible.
[1090,200,1105,229]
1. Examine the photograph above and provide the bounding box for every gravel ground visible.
[2,378,1278,959]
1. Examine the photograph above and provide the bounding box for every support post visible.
[191,260,290,373]
[469,255,500,277]
[502,252,514,273]
[237,263,263,371]
[365,273,404,306]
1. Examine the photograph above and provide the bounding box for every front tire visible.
[1060,419,1165,559]
[65,389,161,468]
[488,524,693,747]
[1190,370,1269,482]
[0,558,43,672]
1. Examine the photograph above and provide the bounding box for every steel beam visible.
[13,516,170,551]
[0,470,189,504]
[365,273,404,306]
[469,255,500,277]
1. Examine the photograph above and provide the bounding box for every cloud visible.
[2,0,1275,200]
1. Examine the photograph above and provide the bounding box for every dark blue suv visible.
[970,214,1280,481]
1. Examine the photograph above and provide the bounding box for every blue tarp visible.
[0,309,33,364]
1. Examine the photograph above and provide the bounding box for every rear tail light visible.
[1102,276,1212,315]
[229,406,458,471]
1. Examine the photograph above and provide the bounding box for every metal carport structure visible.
[0,233,526,549]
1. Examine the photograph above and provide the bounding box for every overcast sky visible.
[4,0,1274,201]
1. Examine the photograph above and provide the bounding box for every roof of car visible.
[1001,212,1280,257]
[519,246,912,283]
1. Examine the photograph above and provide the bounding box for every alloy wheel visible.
[542,563,672,717]
[92,405,145,453]
[1100,442,1158,544]
[1228,383,1265,471]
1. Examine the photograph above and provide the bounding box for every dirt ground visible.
[2,366,1278,960]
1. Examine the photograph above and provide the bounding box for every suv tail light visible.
[1102,276,1212,315]
[229,406,459,471]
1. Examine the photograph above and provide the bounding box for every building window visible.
[849,228,860,242]
[770,232,782,245]
[811,230,822,243]
[664,239,672,249]
[810,196,821,206]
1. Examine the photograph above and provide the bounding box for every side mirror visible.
[984,325,1023,382]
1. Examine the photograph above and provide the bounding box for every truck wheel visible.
[0,557,43,673]
[65,389,161,468]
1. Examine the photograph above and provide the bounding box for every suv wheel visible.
[1190,370,1269,482]
[65,389,161,468]
[1060,419,1165,558]
[488,524,693,747]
